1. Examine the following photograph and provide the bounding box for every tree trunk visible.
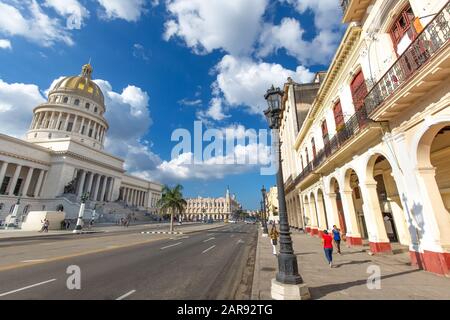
[170,207,174,233]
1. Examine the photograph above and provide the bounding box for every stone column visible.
[92,174,100,201]
[340,189,362,245]
[55,112,62,130]
[325,192,341,230]
[78,117,85,134]
[359,182,392,253]
[76,170,87,197]
[108,178,115,201]
[0,161,9,188]
[63,113,71,131]
[22,167,34,197]
[8,165,22,196]
[100,176,107,202]
[34,169,45,198]
[85,172,94,197]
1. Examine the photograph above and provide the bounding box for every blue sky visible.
[0,0,345,209]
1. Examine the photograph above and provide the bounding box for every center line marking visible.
[116,290,136,300]
[160,242,182,250]
[202,245,216,254]
[0,279,57,297]
[203,237,215,243]
[21,259,46,263]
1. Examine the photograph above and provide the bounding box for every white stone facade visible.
[0,64,162,224]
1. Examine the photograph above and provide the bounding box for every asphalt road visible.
[0,223,258,300]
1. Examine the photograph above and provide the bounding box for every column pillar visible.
[359,182,392,253]
[92,174,100,201]
[302,196,311,233]
[63,113,71,131]
[22,167,34,197]
[76,170,87,197]
[0,161,9,189]
[34,169,45,198]
[85,172,94,198]
[340,190,363,246]
[8,165,22,196]
[315,194,328,236]
[108,178,115,201]
[325,192,341,230]
[100,176,107,202]
[78,117,85,134]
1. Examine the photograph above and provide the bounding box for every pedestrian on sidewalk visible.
[43,219,49,233]
[322,229,334,267]
[269,225,279,256]
[332,225,342,254]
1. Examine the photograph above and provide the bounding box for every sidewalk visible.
[252,228,450,300]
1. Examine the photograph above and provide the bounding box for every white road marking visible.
[230,234,234,238]
[203,237,215,243]
[116,290,136,300]
[160,242,182,250]
[0,279,57,297]
[202,245,216,254]
[237,239,245,244]
[21,259,46,263]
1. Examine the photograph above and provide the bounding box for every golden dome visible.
[50,64,105,106]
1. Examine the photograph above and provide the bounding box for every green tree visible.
[157,184,187,233]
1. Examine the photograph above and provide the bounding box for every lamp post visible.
[261,186,269,236]
[263,85,310,300]
[74,192,89,233]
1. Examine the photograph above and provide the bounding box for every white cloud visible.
[96,0,147,22]
[178,98,202,107]
[212,55,314,115]
[0,39,11,50]
[0,78,46,138]
[44,0,89,30]
[258,0,344,65]
[164,0,268,55]
[0,0,73,46]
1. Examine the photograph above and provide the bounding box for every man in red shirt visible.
[322,230,334,267]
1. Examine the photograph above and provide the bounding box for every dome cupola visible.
[26,63,109,151]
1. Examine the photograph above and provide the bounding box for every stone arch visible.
[413,117,450,247]
[309,191,319,236]
[316,188,329,231]
[366,153,411,247]
[343,168,367,242]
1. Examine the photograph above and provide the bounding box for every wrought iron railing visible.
[293,106,370,186]
[365,1,450,115]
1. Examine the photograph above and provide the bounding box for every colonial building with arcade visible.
[0,64,162,224]
[279,0,450,276]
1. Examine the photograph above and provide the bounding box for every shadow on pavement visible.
[334,260,371,268]
[309,269,421,299]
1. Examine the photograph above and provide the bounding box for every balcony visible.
[292,106,383,188]
[341,0,373,24]
[365,2,450,121]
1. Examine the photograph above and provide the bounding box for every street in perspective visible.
[0,0,450,307]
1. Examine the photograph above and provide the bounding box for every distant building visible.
[184,187,240,221]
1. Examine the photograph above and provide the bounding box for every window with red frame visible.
[333,101,344,130]
[389,5,416,54]
[350,70,367,111]
[305,147,309,164]
[311,138,316,159]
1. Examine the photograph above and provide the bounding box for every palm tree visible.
[156,184,187,233]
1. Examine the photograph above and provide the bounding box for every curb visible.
[141,231,184,235]
[251,228,262,300]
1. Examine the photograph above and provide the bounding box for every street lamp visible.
[261,186,269,236]
[263,85,310,300]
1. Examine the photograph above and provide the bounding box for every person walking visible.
[322,229,334,267]
[269,225,279,256]
[332,225,342,254]
[43,219,49,233]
